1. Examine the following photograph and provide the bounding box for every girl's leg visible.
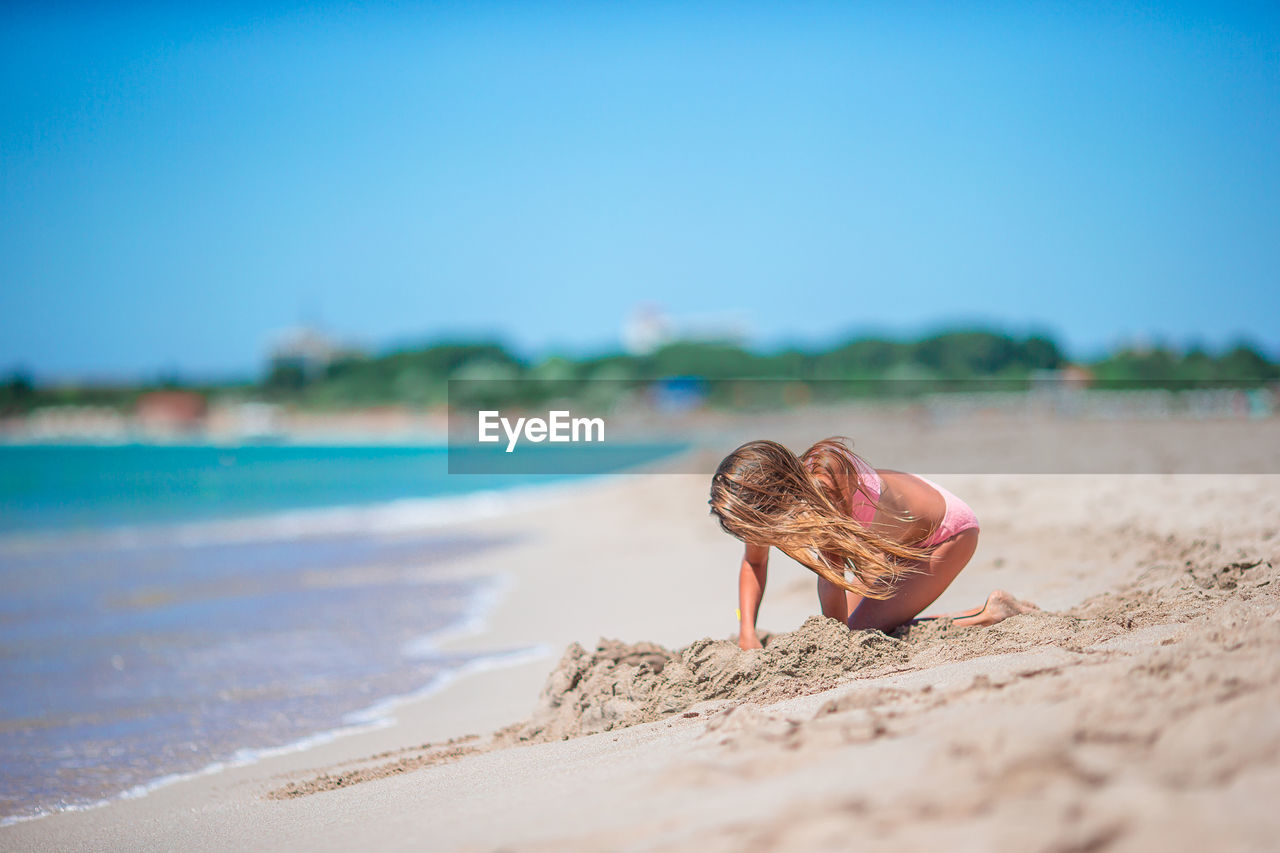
[846,529,980,633]
[925,590,1040,626]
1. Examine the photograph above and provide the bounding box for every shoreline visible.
[0,640,556,830]
[1,441,703,828]
[0,473,618,827]
[0,605,556,831]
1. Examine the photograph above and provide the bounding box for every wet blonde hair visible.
[708,437,929,599]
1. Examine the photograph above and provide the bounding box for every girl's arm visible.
[737,544,769,649]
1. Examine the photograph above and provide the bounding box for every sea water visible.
[0,442,678,823]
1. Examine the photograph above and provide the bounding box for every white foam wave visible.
[0,476,600,554]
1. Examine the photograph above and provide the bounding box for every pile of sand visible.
[494,618,909,745]
[496,531,1275,749]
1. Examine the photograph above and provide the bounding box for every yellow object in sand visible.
[736,608,741,622]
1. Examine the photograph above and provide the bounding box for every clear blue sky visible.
[2,1,1278,381]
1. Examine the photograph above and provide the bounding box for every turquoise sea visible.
[0,442,679,823]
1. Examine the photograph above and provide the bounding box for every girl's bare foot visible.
[950,589,1040,627]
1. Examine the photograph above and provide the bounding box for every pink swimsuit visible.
[846,453,978,549]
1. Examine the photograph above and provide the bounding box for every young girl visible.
[708,437,1038,649]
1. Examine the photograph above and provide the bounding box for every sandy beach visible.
[4,417,1280,851]
[7,0,1279,847]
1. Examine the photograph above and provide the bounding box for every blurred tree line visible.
[3,330,1277,415]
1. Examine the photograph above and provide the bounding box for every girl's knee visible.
[846,606,903,634]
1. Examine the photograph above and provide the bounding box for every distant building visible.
[19,406,128,440]
[269,327,344,379]
[136,391,208,433]
[622,305,749,354]
[206,402,283,440]
[1030,365,1094,387]
[622,304,671,355]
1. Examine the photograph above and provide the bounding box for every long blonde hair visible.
[708,437,929,599]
